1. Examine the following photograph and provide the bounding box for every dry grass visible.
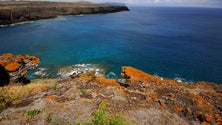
[0,79,56,108]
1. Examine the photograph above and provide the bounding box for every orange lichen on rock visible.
[160,102,166,108]
[16,54,40,64]
[21,71,27,76]
[205,115,212,122]
[174,105,183,112]
[197,96,204,103]
[146,97,151,102]
[46,95,53,101]
[2,53,13,59]
[41,85,48,92]
[115,89,124,94]
[152,95,159,102]
[61,103,68,108]
[169,93,175,98]
[196,81,212,89]
[0,53,40,83]
[0,61,6,66]
[29,56,40,64]
[79,76,92,82]
[202,121,210,125]
[96,76,120,86]
[5,62,21,71]
[121,66,178,86]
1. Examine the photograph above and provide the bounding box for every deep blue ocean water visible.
[0,7,222,83]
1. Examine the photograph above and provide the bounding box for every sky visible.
[1,0,222,8]
[79,0,222,8]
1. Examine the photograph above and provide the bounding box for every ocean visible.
[0,7,222,83]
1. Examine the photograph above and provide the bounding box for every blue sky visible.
[82,0,222,7]
[1,0,221,8]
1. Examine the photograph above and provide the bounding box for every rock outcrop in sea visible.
[0,53,40,86]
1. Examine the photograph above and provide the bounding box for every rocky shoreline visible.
[0,53,222,125]
[0,1,130,25]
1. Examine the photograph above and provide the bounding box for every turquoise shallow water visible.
[0,7,222,83]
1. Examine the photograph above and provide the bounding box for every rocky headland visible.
[0,53,222,125]
[0,1,130,25]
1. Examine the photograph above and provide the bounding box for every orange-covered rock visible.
[205,115,212,122]
[169,93,175,98]
[79,76,92,82]
[46,95,53,101]
[196,81,212,89]
[121,66,178,86]
[5,62,21,71]
[96,76,120,87]
[201,121,210,125]
[160,102,166,108]
[2,53,13,59]
[0,53,40,85]
[174,105,183,112]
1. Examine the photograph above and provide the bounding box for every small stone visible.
[131,97,137,100]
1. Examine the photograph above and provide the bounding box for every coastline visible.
[0,1,130,25]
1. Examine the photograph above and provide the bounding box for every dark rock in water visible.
[0,1,130,25]
[0,53,40,85]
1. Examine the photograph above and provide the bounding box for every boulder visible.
[0,53,40,85]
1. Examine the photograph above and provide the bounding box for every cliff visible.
[0,54,221,125]
[0,1,130,25]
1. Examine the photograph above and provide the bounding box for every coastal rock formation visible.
[0,53,40,85]
[0,1,130,25]
[121,66,178,86]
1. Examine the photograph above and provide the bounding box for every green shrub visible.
[110,115,127,125]
[91,101,128,125]
[26,109,41,117]
[92,101,109,125]
[80,89,87,94]
[76,101,128,125]
[51,84,57,90]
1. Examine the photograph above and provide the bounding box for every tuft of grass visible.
[0,83,45,109]
[80,89,87,94]
[91,101,128,125]
[51,83,57,90]
[92,101,109,125]
[45,110,52,123]
[110,115,127,125]
[73,101,128,125]
[26,109,41,117]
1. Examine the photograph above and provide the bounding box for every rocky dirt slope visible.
[0,60,221,124]
[0,1,129,25]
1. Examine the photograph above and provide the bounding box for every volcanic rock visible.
[0,53,40,85]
